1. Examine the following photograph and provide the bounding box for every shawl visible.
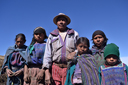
[78,54,100,85]
[0,44,27,74]
[91,45,105,68]
[65,54,100,85]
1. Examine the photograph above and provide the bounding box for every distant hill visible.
[0,55,6,85]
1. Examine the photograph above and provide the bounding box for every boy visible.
[99,43,128,85]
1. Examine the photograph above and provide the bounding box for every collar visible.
[50,27,74,36]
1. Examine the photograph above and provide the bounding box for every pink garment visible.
[24,67,44,85]
[52,64,67,85]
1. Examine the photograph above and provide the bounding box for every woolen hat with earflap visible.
[104,43,120,59]
[53,13,71,25]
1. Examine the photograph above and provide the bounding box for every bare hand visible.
[45,69,53,85]
[24,73,30,83]
[36,69,45,83]
[66,51,76,61]
[14,69,23,76]
[6,69,14,77]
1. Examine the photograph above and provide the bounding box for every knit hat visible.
[92,30,107,39]
[34,27,48,39]
[104,43,120,59]
[53,13,71,25]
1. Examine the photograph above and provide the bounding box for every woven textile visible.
[100,63,127,85]
[78,54,100,85]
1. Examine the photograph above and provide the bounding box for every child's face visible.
[34,33,45,43]
[76,43,88,56]
[15,37,25,48]
[93,35,104,48]
[106,55,118,66]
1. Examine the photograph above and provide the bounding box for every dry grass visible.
[0,56,7,85]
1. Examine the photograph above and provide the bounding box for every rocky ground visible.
[0,55,7,85]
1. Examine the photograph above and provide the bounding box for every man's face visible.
[56,17,67,32]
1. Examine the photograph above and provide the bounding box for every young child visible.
[24,27,48,85]
[65,37,100,85]
[1,33,27,85]
[99,43,128,85]
[91,30,108,68]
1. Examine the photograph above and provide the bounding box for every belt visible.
[53,63,67,68]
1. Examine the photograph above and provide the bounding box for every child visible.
[91,30,108,68]
[65,37,100,85]
[24,27,48,85]
[99,43,128,85]
[1,33,27,85]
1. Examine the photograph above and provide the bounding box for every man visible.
[43,13,79,85]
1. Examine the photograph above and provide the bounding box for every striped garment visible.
[77,54,100,85]
[100,63,127,85]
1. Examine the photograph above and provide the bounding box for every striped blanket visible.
[78,54,100,85]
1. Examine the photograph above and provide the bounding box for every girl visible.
[65,37,100,85]
[1,33,27,85]
[24,27,48,85]
[91,30,108,68]
[99,43,128,85]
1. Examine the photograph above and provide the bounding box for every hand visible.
[14,69,23,76]
[6,69,14,77]
[24,73,30,83]
[45,69,53,85]
[36,69,45,83]
[66,51,76,62]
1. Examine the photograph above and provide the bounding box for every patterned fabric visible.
[91,45,105,69]
[78,54,100,85]
[10,52,25,67]
[65,54,100,85]
[26,43,46,65]
[100,63,127,85]
[52,64,67,85]
[1,44,27,85]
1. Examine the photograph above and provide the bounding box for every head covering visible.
[104,43,120,59]
[53,13,71,25]
[92,30,107,39]
[33,27,48,39]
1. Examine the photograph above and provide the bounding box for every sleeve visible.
[74,31,79,44]
[98,66,102,85]
[124,64,128,81]
[43,34,52,69]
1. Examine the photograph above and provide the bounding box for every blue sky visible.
[0,0,128,64]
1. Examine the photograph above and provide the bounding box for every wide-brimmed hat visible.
[53,13,71,25]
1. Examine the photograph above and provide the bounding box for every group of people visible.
[0,13,128,85]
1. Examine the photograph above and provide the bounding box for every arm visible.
[98,66,102,85]
[43,34,52,69]
[24,65,30,82]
